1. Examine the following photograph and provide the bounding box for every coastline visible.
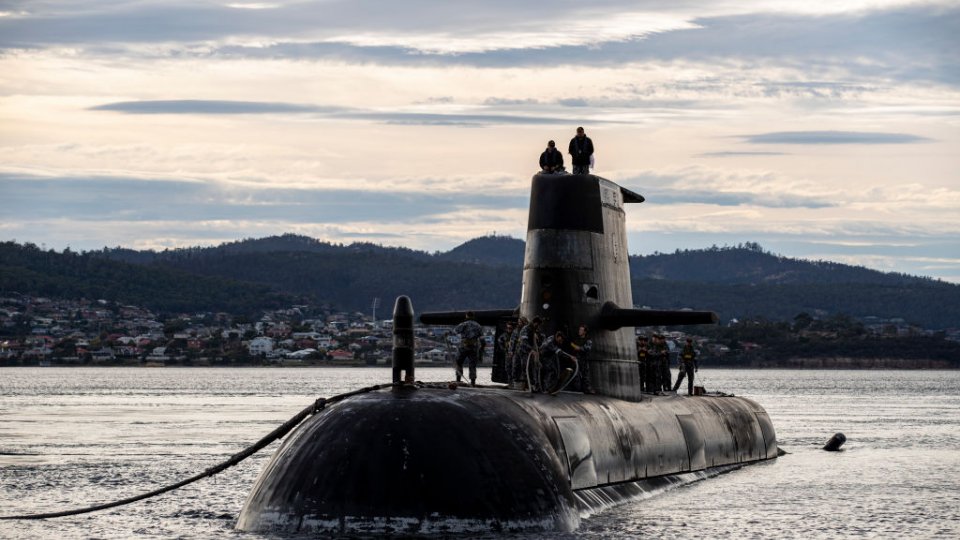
[2,359,957,369]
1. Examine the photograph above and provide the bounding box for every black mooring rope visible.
[0,383,396,521]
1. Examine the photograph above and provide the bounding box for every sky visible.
[1,0,958,281]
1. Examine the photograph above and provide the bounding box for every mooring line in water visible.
[0,383,397,521]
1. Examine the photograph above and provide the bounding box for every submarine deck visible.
[237,381,777,534]
[377,382,778,488]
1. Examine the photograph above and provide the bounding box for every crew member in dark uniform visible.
[539,140,565,173]
[497,321,515,384]
[539,330,571,392]
[453,311,483,386]
[568,126,594,175]
[673,338,699,395]
[517,317,543,391]
[508,317,528,388]
[636,335,649,392]
[657,335,673,392]
[570,324,594,394]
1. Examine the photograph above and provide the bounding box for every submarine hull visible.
[236,387,777,534]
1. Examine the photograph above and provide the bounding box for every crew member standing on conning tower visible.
[568,126,594,175]
[453,311,483,386]
[539,140,565,173]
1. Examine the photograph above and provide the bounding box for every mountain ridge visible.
[3,235,957,328]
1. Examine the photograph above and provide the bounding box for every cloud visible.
[3,4,957,87]
[696,151,789,157]
[89,99,618,126]
[742,131,932,145]
[0,173,527,224]
[90,100,342,114]
[616,167,839,209]
[483,97,541,106]
[640,188,834,209]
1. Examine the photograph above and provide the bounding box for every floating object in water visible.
[823,432,847,451]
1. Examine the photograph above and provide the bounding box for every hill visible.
[436,235,525,267]
[4,236,959,329]
[629,242,935,286]
[627,244,959,329]
[0,242,289,315]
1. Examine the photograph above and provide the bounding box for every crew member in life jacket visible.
[673,338,699,395]
[453,311,483,386]
[570,324,594,394]
[568,126,594,175]
[539,140,565,173]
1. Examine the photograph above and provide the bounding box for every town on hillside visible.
[1,293,958,369]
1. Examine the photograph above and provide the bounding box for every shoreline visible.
[1,360,957,370]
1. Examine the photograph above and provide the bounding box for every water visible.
[1,367,958,539]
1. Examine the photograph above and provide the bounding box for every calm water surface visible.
[1,367,958,539]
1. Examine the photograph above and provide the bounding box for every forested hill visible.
[436,235,525,267]
[4,236,959,328]
[0,241,289,315]
[630,242,936,286]
[93,233,433,264]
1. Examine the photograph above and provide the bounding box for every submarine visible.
[236,173,779,534]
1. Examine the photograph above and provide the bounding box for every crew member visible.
[657,335,673,392]
[539,330,573,393]
[568,126,594,175]
[497,321,515,384]
[539,140,565,173]
[453,311,483,386]
[636,335,649,392]
[508,317,528,387]
[673,338,699,395]
[517,317,543,391]
[570,324,594,394]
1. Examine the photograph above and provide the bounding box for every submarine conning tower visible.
[524,173,645,400]
[421,173,717,399]
[518,173,716,400]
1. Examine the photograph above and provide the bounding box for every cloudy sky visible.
[1,1,958,280]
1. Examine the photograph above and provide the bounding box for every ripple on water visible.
[1,367,958,539]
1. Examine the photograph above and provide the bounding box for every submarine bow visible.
[237,388,580,534]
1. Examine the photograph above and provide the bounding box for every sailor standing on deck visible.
[453,311,483,386]
[636,335,649,392]
[673,338,699,395]
[657,335,673,392]
[538,330,571,392]
[508,317,528,387]
[497,321,515,384]
[649,335,663,392]
[517,317,543,391]
[570,324,595,394]
[568,127,594,175]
